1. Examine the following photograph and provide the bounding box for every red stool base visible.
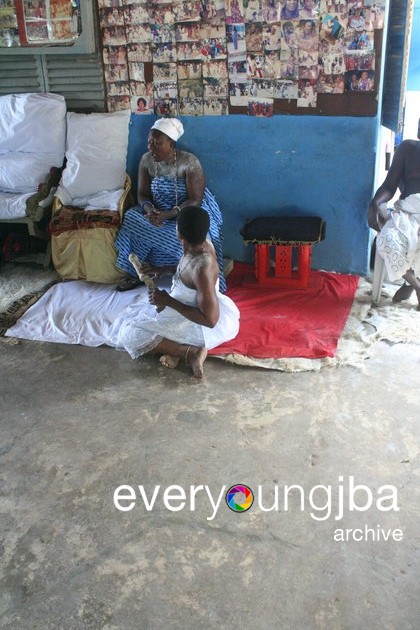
[253,243,314,288]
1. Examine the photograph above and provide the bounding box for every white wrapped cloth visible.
[376,193,420,282]
[109,273,240,359]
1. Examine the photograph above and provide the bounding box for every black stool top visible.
[241,216,326,245]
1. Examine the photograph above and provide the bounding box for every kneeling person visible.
[111,206,240,378]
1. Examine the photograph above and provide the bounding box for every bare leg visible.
[151,339,207,379]
[401,269,420,310]
[392,283,414,303]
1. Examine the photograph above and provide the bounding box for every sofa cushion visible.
[0,93,66,194]
[57,109,130,202]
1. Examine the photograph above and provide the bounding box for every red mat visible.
[209,263,359,360]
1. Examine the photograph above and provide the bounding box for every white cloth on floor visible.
[108,273,240,359]
[376,193,420,282]
[6,281,151,346]
[6,275,240,357]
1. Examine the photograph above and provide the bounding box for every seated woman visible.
[368,127,420,308]
[115,117,226,292]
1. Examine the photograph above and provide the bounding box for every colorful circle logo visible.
[226,484,254,513]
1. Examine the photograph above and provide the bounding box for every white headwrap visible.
[150,118,184,142]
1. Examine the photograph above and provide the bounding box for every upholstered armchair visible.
[49,109,132,283]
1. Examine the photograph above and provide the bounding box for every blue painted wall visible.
[127,114,376,275]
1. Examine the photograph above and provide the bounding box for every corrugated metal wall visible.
[0,52,105,112]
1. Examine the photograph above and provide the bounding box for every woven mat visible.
[0,280,59,338]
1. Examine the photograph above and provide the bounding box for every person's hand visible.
[148,287,170,308]
[368,202,388,232]
[148,209,173,226]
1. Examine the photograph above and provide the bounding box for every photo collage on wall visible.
[97,0,385,116]
[0,0,81,47]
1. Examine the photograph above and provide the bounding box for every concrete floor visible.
[0,327,419,629]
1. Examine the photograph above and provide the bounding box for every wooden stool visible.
[241,216,326,288]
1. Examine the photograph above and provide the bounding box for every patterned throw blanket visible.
[49,206,121,236]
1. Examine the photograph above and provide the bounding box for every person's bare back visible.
[178,240,218,290]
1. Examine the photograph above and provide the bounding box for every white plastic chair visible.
[371,247,387,305]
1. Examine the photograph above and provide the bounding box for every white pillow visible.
[59,109,130,199]
[0,152,63,194]
[0,92,66,155]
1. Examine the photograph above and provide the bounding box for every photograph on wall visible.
[226,22,246,53]
[124,3,150,25]
[203,96,229,114]
[153,42,176,62]
[175,0,203,22]
[297,76,317,107]
[317,70,344,93]
[300,0,319,19]
[150,4,176,25]
[107,95,131,111]
[280,47,298,78]
[102,25,127,45]
[229,78,250,105]
[281,19,300,52]
[177,59,203,79]
[245,21,263,50]
[127,41,152,62]
[103,44,127,65]
[250,77,275,97]
[200,0,225,20]
[225,0,245,24]
[228,52,248,80]
[243,0,262,22]
[203,58,228,78]
[203,75,228,97]
[344,50,375,71]
[263,0,282,22]
[345,68,375,91]
[154,79,178,99]
[151,23,176,46]
[247,95,274,116]
[345,28,374,51]
[274,78,298,98]
[0,0,19,47]
[178,96,204,114]
[175,21,201,41]
[105,62,129,82]
[297,18,318,51]
[154,96,178,115]
[319,12,346,49]
[131,93,154,114]
[363,0,385,29]
[263,21,281,50]
[127,60,145,81]
[99,6,124,28]
[153,61,178,81]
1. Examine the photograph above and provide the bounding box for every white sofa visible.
[0,92,67,266]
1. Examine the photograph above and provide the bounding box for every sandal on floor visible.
[116,276,144,292]
[392,282,414,303]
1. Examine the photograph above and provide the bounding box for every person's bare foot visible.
[159,354,180,369]
[187,347,207,379]
[392,282,414,303]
